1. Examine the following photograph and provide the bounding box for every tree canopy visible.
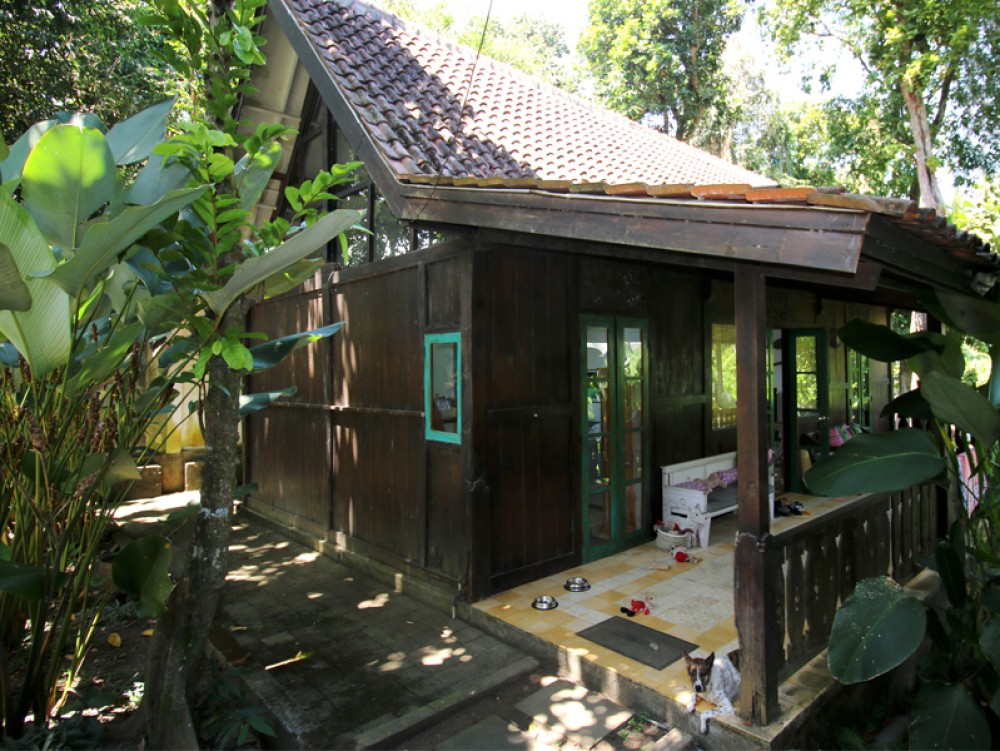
[0,0,173,145]
[763,0,1000,211]
[579,0,743,141]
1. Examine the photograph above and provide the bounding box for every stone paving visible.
[116,494,691,749]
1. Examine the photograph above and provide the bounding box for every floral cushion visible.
[675,479,713,493]
[714,468,738,487]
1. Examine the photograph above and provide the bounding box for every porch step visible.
[461,603,766,750]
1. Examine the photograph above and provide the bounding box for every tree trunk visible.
[142,308,243,750]
[900,80,945,213]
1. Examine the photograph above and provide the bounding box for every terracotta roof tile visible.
[285,0,774,187]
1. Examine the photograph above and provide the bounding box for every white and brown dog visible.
[683,650,741,734]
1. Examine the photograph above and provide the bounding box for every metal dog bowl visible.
[563,576,591,592]
[531,595,559,610]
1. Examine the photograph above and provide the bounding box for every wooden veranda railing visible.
[770,485,940,681]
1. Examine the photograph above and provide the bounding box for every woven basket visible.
[654,526,688,550]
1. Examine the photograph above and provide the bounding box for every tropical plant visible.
[0,102,202,738]
[0,76,359,751]
[130,1,364,747]
[805,300,1000,749]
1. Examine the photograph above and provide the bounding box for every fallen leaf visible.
[142,628,154,637]
[107,632,122,648]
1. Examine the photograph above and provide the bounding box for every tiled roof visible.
[285,0,775,187]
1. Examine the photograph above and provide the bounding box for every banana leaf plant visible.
[805,306,1000,750]
[0,98,360,739]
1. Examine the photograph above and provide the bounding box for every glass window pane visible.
[624,483,643,535]
[588,491,611,545]
[375,191,411,259]
[711,323,737,429]
[416,227,460,249]
[623,327,643,376]
[624,430,642,481]
[425,333,461,443]
[337,189,370,265]
[624,379,642,429]
[797,373,818,412]
[588,435,610,489]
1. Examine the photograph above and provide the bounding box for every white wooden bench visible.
[661,452,738,547]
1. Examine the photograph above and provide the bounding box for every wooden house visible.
[242,0,993,725]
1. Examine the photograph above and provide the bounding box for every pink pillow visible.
[829,426,844,447]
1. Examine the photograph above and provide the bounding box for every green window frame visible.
[425,332,461,444]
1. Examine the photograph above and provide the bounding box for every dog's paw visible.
[685,698,696,714]
[700,717,709,734]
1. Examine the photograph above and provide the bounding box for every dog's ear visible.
[705,652,715,668]
[683,652,693,666]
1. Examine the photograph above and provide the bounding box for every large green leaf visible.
[249,322,344,371]
[980,618,1000,673]
[240,387,296,416]
[0,113,105,185]
[66,322,146,397]
[200,209,360,316]
[106,98,174,166]
[112,535,173,618]
[804,429,946,496]
[43,186,205,299]
[921,370,1000,447]
[936,537,968,608]
[235,140,282,211]
[0,241,31,311]
[0,559,68,601]
[21,125,118,250]
[123,152,195,207]
[907,331,966,380]
[909,683,992,750]
[828,576,926,684]
[935,289,1000,347]
[880,388,933,420]
[838,318,936,362]
[0,194,70,375]
[262,257,325,299]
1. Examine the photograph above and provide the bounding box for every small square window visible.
[425,333,461,443]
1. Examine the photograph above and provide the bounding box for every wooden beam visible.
[734,266,781,725]
[402,190,866,273]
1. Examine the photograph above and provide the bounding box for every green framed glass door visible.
[782,328,830,492]
[581,317,649,562]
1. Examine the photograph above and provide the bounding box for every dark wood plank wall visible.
[245,279,332,533]
[329,263,429,569]
[245,244,897,601]
[423,255,468,580]
[480,247,579,593]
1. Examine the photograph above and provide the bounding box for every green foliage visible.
[828,577,927,683]
[810,292,1000,748]
[0,1,177,145]
[580,0,743,141]
[762,0,1000,200]
[193,663,276,749]
[113,536,174,618]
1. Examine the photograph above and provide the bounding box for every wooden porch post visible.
[734,266,781,724]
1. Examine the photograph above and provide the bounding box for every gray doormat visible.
[577,617,697,670]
